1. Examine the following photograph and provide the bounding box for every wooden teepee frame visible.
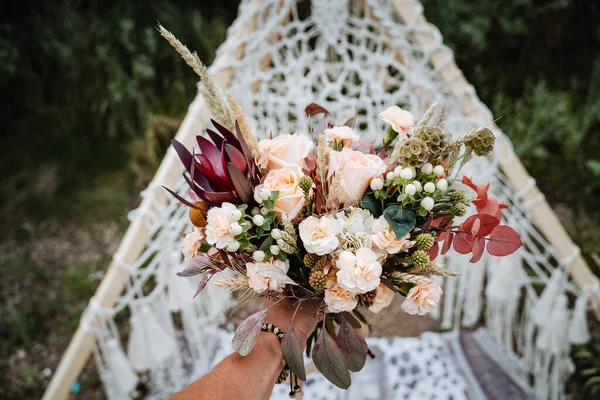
[42,1,599,398]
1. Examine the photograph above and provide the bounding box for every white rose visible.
[370,216,409,254]
[378,106,414,138]
[335,248,382,294]
[205,202,238,249]
[257,133,313,170]
[400,281,443,316]
[369,283,395,313]
[246,259,290,294]
[253,165,307,219]
[336,208,374,234]
[328,148,387,206]
[182,227,204,259]
[324,126,360,148]
[299,215,343,255]
[324,275,358,313]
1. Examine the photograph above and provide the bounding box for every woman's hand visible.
[263,297,320,347]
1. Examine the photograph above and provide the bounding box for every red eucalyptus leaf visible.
[193,269,218,298]
[487,225,523,256]
[462,214,500,237]
[282,325,306,381]
[312,326,351,389]
[232,309,268,356]
[335,318,368,372]
[470,237,486,263]
[441,232,454,255]
[426,241,440,260]
[453,232,474,254]
[305,102,330,116]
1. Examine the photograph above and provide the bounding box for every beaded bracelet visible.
[261,323,301,398]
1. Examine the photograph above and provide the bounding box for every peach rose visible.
[369,283,395,313]
[400,281,442,316]
[246,259,290,294]
[182,228,204,260]
[328,148,387,206]
[324,126,360,148]
[335,248,382,294]
[324,274,358,313]
[379,106,414,139]
[371,216,409,254]
[257,133,313,170]
[254,165,307,219]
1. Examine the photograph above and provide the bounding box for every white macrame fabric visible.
[81,0,597,399]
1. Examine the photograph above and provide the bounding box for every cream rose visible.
[324,275,358,313]
[400,281,442,316]
[205,202,238,249]
[257,133,313,170]
[298,215,343,255]
[369,283,395,313]
[371,216,409,254]
[324,126,360,148]
[335,248,382,294]
[254,165,307,219]
[182,228,204,260]
[328,148,387,206]
[246,259,290,294]
[379,106,414,138]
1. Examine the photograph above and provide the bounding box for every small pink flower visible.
[379,106,414,138]
[335,248,382,294]
[324,126,360,148]
[324,275,358,313]
[400,281,442,316]
[246,259,290,294]
[182,228,204,260]
[369,283,395,313]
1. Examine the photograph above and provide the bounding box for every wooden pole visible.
[391,0,600,317]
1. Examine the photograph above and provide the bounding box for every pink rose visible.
[400,281,442,316]
[379,106,414,138]
[246,259,290,294]
[254,165,307,218]
[324,126,360,148]
[328,148,387,206]
[369,283,395,313]
[257,133,313,170]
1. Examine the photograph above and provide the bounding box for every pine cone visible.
[303,253,319,268]
[359,290,377,307]
[415,233,435,250]
[410,250,430,269]
[189,201,209,227]
[309,270,327,293]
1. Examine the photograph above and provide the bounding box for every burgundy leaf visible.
[421,217,433,232]
[469,237,486,263]
[381,277,401,293]
[162,186,203,209]
[343,107,358,129]
[487,225,523,256]
[426,241,440,260]
[206,129,224,150]
[227,162,252,203]
[335,318,368,372]
[211,119,241,148]
[282,325,306,381]
[234,122,255,172]
[203,190,238,204]
[453,232,474,254]
[312,326,351,389]
[171,139,192,171]
[197,136,229,180]
[193,269,218,298]
[305,102,330,116]
[341,312,362,330]
[225,144,248,174]
[232,309,268,356]
[441,232,454,255]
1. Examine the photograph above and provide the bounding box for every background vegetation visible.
[0,0,598,398]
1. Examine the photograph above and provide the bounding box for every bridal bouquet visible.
[160,25,522,391]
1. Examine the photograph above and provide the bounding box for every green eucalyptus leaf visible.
[335,318,368,372]
[282,325,306,381]
[359,193,382,217]
[383,205,416,239]
[312,325,351,389]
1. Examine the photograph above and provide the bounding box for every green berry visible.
[450,190,468,203]
[410,250,430,269]
[298,176,313,196]
[415,233,435,250]
[451,203,468,217]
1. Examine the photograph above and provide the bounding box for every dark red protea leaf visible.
[234,121,258,179]
[183,174,211,203]
[227,162,252,203]
[203,190,238,204]
[197,136,230,182]
[162,186,204,210]
[171,139,193,171]
[225,144,247,174]
[205,128,225,150]
[305,102,330,116]
[211,119,241,148]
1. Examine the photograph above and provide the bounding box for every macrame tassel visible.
[168,269,196,312]
[105,338,138,398]
[127,306,178,371]
[531,269,563,326]
[536,294,569,353]
[568,294,590,345]
[462,255,487,327]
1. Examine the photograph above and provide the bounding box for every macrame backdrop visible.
[43,1,599,399]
